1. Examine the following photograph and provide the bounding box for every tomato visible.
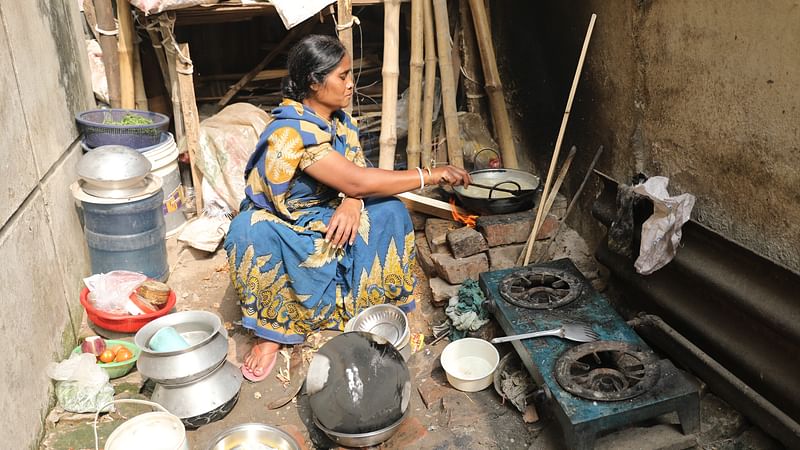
[108,344,125,356]
[114,348,133,362]
[99,349,116,363]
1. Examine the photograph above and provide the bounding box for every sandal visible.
[241,342,279,382]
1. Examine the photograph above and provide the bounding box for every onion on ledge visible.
[81,336,107,356]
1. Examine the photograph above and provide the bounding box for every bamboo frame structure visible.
[468,0,517,169]
[117,0,136,108]
[337,0,353,113]
[95,0,121,107]
[420,0,437,169]
[521,14,597,266]
[432,0,463,168]
[378,0,402,170]
[406,0,424,169]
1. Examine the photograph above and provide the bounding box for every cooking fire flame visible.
[449,197,479,227]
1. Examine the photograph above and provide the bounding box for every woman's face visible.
[309,54,354,113]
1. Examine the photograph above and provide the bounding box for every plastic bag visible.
[129,0,218,15]
[632,176,696,275]
[269,0,335,29]
[47,353,115,413]
[83,270,148,314]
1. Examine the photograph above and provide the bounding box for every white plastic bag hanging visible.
[632,176,695,275]
[269,0,335,29]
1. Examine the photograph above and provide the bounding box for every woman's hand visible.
[428,165,472,188]
[326,197,363,247]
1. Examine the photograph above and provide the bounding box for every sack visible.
[47,353,115,413]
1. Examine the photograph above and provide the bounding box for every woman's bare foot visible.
[243,339,280,378]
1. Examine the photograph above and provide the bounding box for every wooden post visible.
[378,0,401,170]
[432,0,463,168]
[216,21,311,109]
[159,15,184,143]
[176,43,204,214]
[82,0,100,41]
[337,0,353,114]
[406,0,424,169]
[458,0,485,117]
[116,0,135,108]
[467,0,518,169]
[420,0,437,169]
[94,0,121,108]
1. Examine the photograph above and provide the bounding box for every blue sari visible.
[224,99,416,344]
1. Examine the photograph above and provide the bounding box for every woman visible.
[225,34,470,381]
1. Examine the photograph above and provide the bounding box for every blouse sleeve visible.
[298,142,334,170]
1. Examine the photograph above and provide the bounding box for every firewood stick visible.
[95,0,121,107]
[337,0,353,113]
[519,147,577,266]
[536,145,604,263]
[406,0,424,169]
[468,0,517,169]
[420,0,437,169]
[432,0,463,168]
[520,14,596,266]
[378,0,402,170]
[117,0,135,108]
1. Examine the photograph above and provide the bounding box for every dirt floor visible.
[40,226,784,450]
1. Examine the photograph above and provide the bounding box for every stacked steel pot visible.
[134,311,242,427]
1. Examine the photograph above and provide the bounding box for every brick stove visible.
[479,259,700,450]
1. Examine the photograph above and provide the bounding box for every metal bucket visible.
[73,181,169,281]
[97,400,188,450]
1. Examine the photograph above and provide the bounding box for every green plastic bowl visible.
[71,339,141,379]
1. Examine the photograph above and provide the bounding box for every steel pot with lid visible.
[135,311,229,384]
[453,168,541,215]
[76,145,152,197]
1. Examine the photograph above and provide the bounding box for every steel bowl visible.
[151,360,242,420]
[314,409,408,448]
[206,423,301,450]
[76,145,152,192]
[135,311,229,384]
[346,304,410,348]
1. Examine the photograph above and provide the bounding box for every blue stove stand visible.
[479,258,700,450]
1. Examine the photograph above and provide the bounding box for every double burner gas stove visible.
[479,259,700,450]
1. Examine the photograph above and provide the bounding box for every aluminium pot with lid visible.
[76,145,152,198]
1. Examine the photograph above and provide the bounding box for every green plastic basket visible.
[71,339,141,379]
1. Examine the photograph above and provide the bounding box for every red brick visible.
[475,211,535,247]
[536,214,560,241]
[431,252,488,284]
[409,211,428,231]
[425,218,460,254]
[428,277,460,306]
[446,226,488,258]
[487,243,526,271]
[415,232,437,276]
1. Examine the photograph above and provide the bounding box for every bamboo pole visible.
[133,37,149,110]
[159,15,184,143]
[144,17,170,96]
[420,0,437,169]
[117,0,135,108]
[458,0,485,117]
[378,0,402,170]
[432,0,463,168]
[521,14,596,266]
[82,0,100,41]
[176,43,204,214]
[406,0,424,169]
[94,0,121,107]
[337,0,353,114]
[216,21,311,109]
[468,0,517,169]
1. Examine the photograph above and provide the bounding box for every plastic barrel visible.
[81,190,169,281]
[142,134,186,237]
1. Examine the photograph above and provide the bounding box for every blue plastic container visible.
[80,190,169,281]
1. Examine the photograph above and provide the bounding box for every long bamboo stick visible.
[117,0,135,108]
[406,0,424,169]
[521,14,596,266]
[159,15,184,143]
[432,0,463,168]
[467,0,516,169]
[378,0,402,170]
[144,17,170,96]
[95,0,121,108]
[420,0,437,169]
[133,38,149,110]
[337,0,353,114]
[176,43,204,214]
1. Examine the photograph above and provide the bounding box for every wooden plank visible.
[396,191,468,221]
[176,43,204,214]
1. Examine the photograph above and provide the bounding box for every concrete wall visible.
[494,0,800,272]
[0,0,93,447]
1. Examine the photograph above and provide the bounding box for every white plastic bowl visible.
[440,338,500,392]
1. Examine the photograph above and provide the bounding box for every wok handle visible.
[491,328,562,344]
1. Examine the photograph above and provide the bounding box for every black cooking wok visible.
[453,168,541,215]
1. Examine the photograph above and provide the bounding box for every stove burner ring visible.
[499,267,583,309]
[554,341,660,401]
